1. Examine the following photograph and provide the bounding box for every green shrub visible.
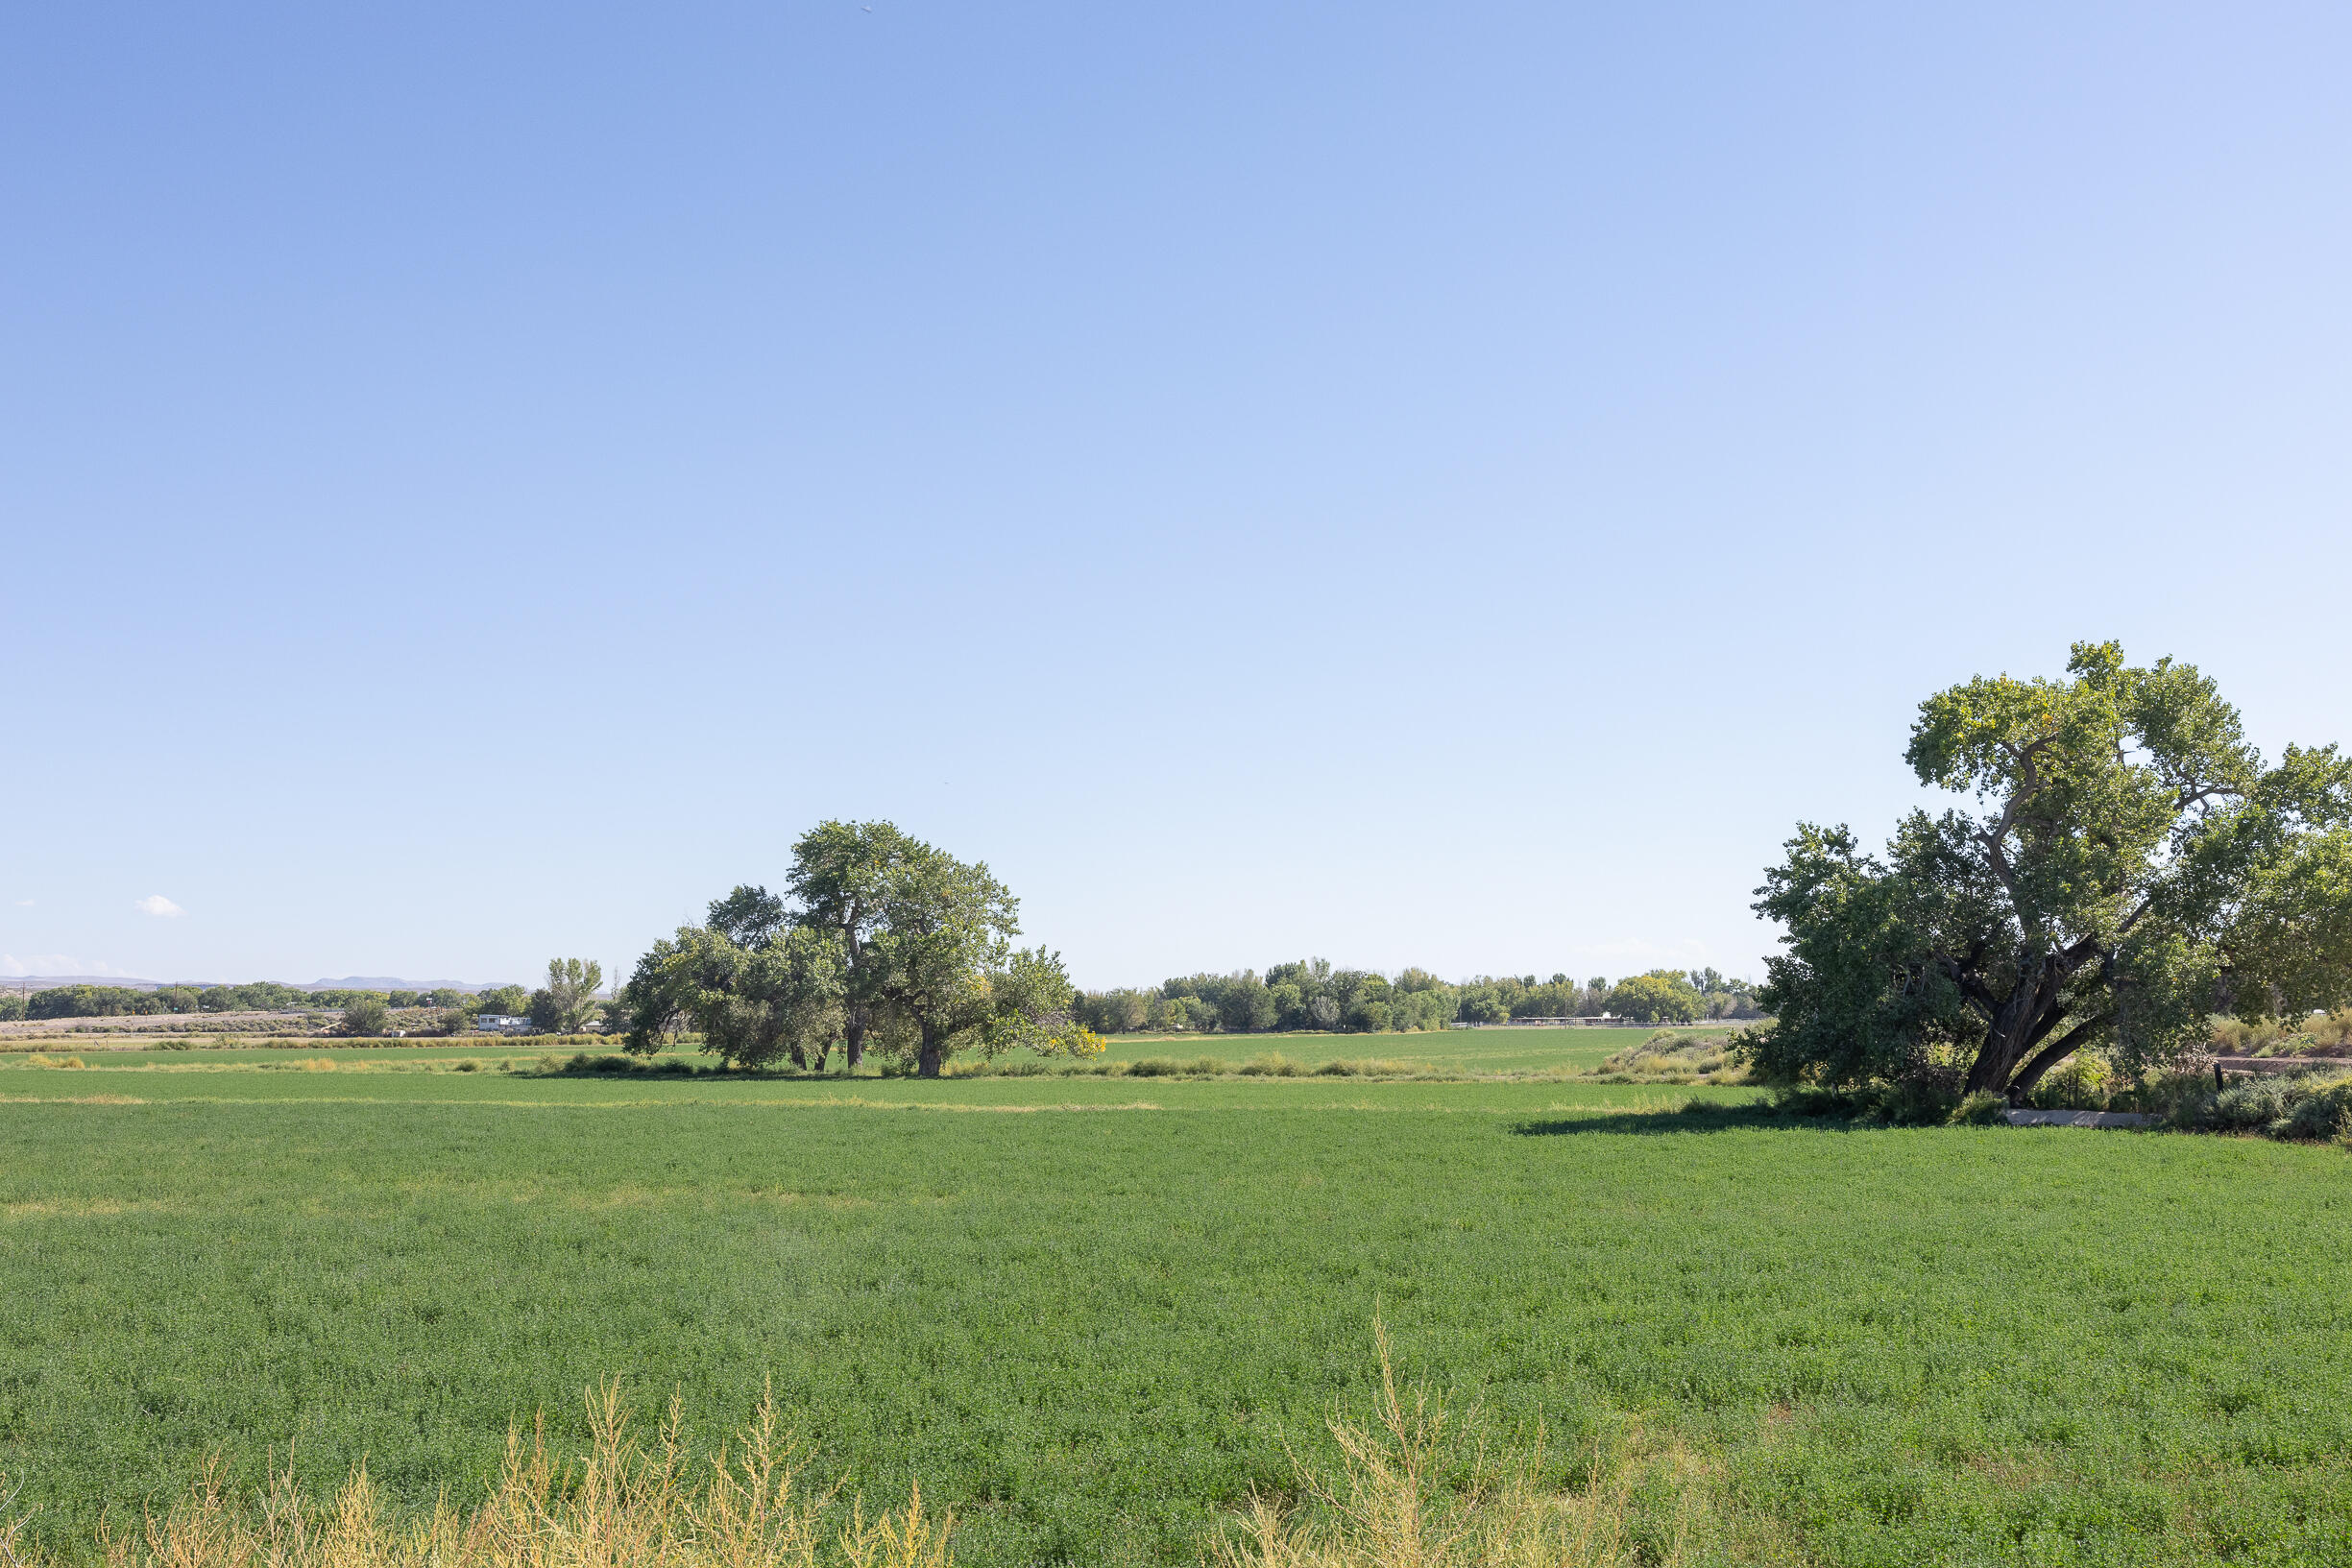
[1313,1059,1359,1076]
[1126,1057,1184,1077]
[2026,1051,2114,1111]
[565,1052,635,1074]
[987,1058,1054,1077]
[1873,1075,1962,1126]
[1187,1056,1227,1075]
[1239,1052,1299,1077]
[1948,1091,2010,1126]
[1598,1029,1740,1080]
[2284,1080,2352,1142]
[2112,1070,2215,1125]
[2209,1076,2294,1132]
[2195,1071,2352,1140]
[336,998,391,1038]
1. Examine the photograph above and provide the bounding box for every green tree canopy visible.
[858,839,1079,1077]
[622,822,1100,1076]
[474,985,530,1017]
[336,996,391,1038]
[1605,971,1704,1024]
[29,985,166,1020]
[198,982,306,1013]
[623,914,844,1069]
[1749,641,2352,1100]
[786,820,924,1070]
[528,958,605,1035]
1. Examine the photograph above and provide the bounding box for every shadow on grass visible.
[1511,1098,1874,1136]
[518,1052,857,1081]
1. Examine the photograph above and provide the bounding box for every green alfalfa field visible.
[4,1041,2350,1565]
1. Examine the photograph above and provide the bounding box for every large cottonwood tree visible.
[621,904,843,1070]
[1749,642,2352,1100]
[848,832,1080,1077]
[623,820,1096,1076]
[785,819,922,1071]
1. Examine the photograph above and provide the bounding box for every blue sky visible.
[4,2,2347,989]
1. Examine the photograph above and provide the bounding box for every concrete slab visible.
[2004,1109,2154,1129]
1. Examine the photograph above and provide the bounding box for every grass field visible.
[0,1023,1697,1076]
[1084,1025,1714,1074]
[5,1046,2350,1566]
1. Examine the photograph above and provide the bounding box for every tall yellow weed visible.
[69,1382,950,1568]
[1212,1322,1681,1568]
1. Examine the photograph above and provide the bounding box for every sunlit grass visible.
[2,1061,2347,1565]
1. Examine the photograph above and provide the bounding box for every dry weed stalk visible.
[75,1382,951,1568]
[2,1480,29,1568]
[7,1346,1712,1568]
[1215,1321,1680,1568]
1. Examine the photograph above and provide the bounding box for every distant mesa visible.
[300,977,502,993]
[0,975,172,990]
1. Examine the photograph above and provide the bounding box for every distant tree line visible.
[4,978,562,1027]
[4,955,1760,1037]
[1071,964,1759,1035]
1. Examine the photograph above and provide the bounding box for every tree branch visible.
[2006,1012,2115,1098]
[2057,932,2107,972]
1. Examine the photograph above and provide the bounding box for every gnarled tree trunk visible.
[1957,944,2106,1102]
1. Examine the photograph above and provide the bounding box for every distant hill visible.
[0,975,171,991]
[300,977,511,993]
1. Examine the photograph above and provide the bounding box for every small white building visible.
[473,1014,534,1032]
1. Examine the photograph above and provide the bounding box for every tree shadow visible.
[517,1053,869,1081]
[1510,1099,1875,1137]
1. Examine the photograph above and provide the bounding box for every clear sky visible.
[4,3,2348,990]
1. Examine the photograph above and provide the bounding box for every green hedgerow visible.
[1948,1091,2010,1126]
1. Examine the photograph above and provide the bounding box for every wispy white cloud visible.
[11,900,28,907]
[135,894,185,918]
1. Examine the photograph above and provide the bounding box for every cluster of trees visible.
[337,967,601,1038]
[9,982,322,1021]
[0,980,488,1022]
[621,821,1097,1077]
[1071,965,1758,1035]
[1750,642,2352,1103]
[1075,964,1451,1035]
[1454,969,1758,1025]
